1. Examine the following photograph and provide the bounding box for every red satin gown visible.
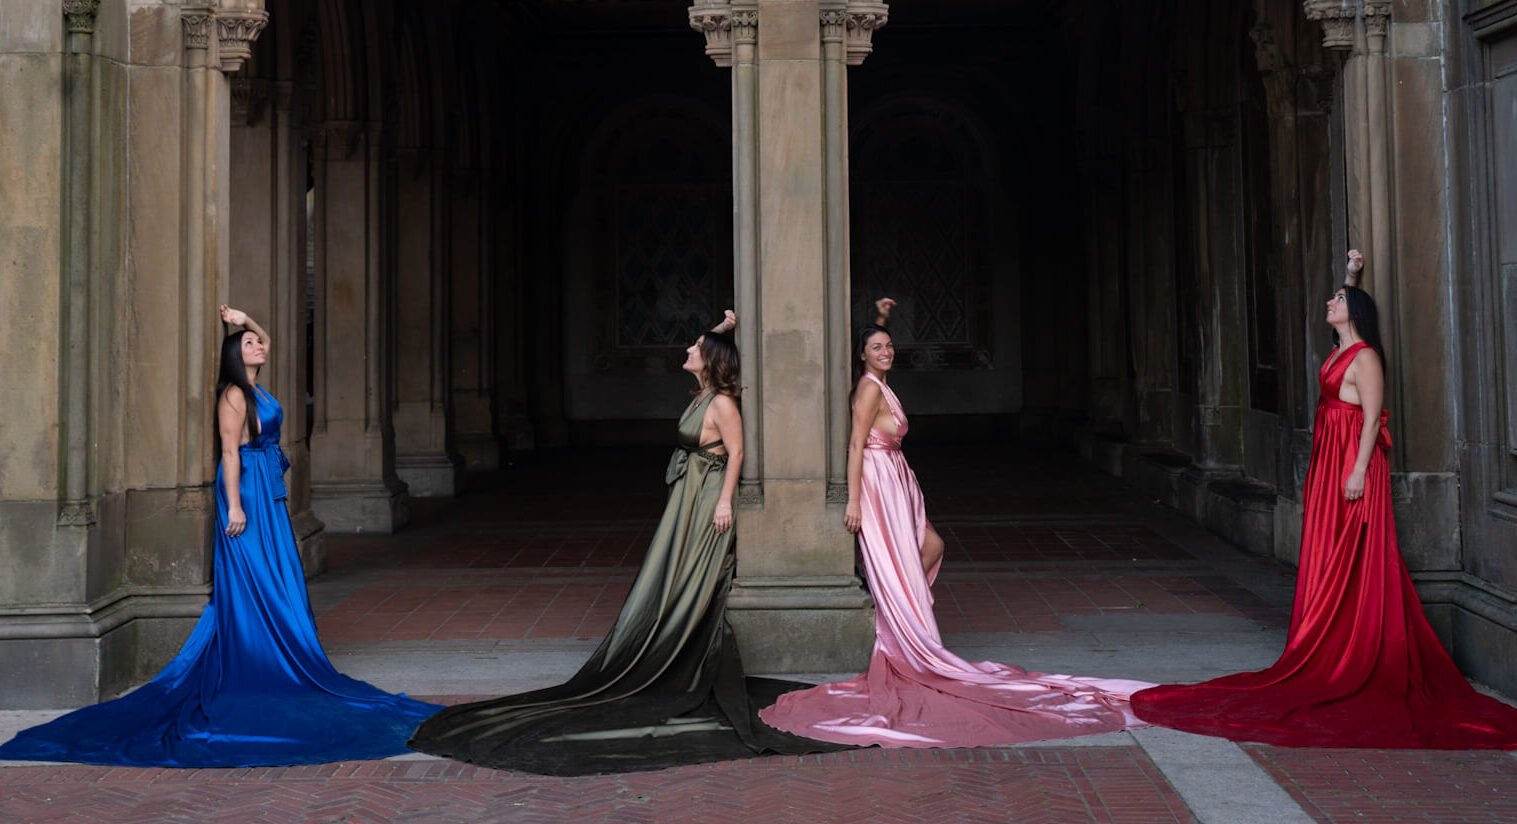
[1131,342,1517,748]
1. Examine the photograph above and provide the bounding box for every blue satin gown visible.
[0,387,440,767]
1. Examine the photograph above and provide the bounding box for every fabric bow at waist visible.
[665,444,728,485]
[1318,398,1393,451]
[241,441,291,499]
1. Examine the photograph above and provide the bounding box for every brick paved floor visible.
[4,444,1514,823]
[0,747,1193,824]
[1245,746,1517,823]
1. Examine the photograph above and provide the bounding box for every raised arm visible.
[219,304,271,353]
[873,297,896,327]
[1342,348,1385,502]
[1344,249,1364,289]
[709,394,744,534]
[843,378,883,534]
[217,388,249,538]
[711,309,737,335]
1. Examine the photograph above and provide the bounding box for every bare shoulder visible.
[854,377,883,403]
[710,393,741,418]
[219,386,246,410]
[1348,346,1383,378]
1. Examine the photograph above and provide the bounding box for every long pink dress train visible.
[759,374,1152,748]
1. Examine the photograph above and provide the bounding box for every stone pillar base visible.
[0,588,207,709]
[290,508,326,578]
[726,576,874,673]
[397,452,465,497]
[310,482,409,533]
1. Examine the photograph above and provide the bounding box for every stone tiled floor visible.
[3,444,1514,823]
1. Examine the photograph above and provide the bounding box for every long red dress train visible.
[1131,342,1517,748]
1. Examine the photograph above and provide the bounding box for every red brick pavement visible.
[1244,746,1517,823]
[0,746,1194,824]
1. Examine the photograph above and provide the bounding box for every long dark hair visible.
[1333,284,1388,372]
[699,331,741,398]
[850,324,891,403]
[215,331,261,452]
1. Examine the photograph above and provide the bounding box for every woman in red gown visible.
[1131,251,1517,749]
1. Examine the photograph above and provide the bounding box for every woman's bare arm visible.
[844,379,882,534]
[220,304,271,353]
[709,394,744,534]
[217,388,249,537]
[1343,349,1384,502]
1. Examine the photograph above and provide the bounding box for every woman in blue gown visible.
[0,306,439,767]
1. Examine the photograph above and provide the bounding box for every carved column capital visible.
[182,6,214,51]
[62,0,101,35]
[217,8,269,73]
[844,1,889,66]
[231,77,270,125]
[820,8,848,44]
[1363,0,1392,39]
[1303,0,1356,51]
[689,2,735,67]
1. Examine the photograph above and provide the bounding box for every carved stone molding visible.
[62,0,101,35]
[1303,0,1356,50]
[1363,0,1391,39]
[732,9,757,44]
[689,2,734,67]
[176,488,209,513]
[56,500,95,527]
[231,78,270,125]
[820,8,847,44]
[182,7,214,51]
[844,1,889,66]
[217,9,269,73]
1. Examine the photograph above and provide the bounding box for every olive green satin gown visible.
[408,393,843,774]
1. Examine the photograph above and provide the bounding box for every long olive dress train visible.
[408,393,843,774]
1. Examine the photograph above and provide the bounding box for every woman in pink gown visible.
[759,299,1151,748]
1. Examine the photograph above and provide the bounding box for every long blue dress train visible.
[0,387,440,767]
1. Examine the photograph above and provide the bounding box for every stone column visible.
[308,121,410,532]
[394,147,464,495]
[228,77,325,573]
[688,0,883,673]
[448,167,503,469]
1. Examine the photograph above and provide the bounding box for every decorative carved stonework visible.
[57,500,95,527]
[1303,0,1356,50]
[844,1,889,66]
[737,481,763,507]
[825,482,848,504]
[1363,0,1391,39]
[217,9,269,73]
[689,2,734,67]
[820,8,847,44]
[182,7,214,51]
[231,78,270,125]
[176,488,209,512]
[62,0,101,35]
[732,9,757,45]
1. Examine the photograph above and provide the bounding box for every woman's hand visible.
[226,506,247,538]
[714,501,733,534]
[1343,469,1366,502]
[1345,249,1364,276]
[219,304,248,327]
[712,309,737,335]
[844,500,862,534]
[874,297,896,325]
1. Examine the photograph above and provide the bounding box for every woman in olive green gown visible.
[408,312,842,775]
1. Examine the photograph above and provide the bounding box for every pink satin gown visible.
[759,373,1151,748]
